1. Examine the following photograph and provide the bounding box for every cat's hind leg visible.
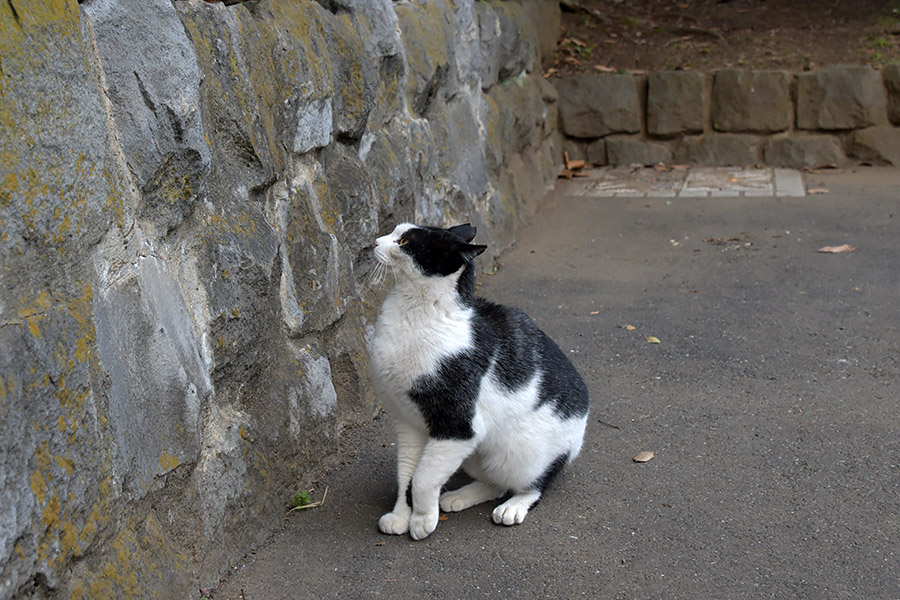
[491,452,570,526]
[440,480,504,513]
[379,423,427,535]
[492,489,542,525]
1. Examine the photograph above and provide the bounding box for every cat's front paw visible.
[408,509,439,540]
[492,502,529,526]
[378,508,411,535]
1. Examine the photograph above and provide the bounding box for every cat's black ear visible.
[459,243,487,262]
[448,223,477,243]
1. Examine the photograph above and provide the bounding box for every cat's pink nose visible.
[374,240,380,247]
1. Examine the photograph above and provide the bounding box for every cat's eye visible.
[397,237,408,246]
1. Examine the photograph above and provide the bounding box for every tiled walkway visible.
[566,166,806,198]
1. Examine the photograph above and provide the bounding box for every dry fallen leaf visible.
[625,325,636,331]
[645,335,661,344]
[439,514,449,521]
[633,451,655,463]
[818,244,856,254]
[593,65,617,73]
[807,187,828,194]
[590,311,600,315]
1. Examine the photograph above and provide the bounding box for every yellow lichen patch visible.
[30,470,48,504]
[18,290,52,339]
[55,454,75,475]
[57,414,66,432]
[60,520,80,556]
[158,452,179,473]
[41,491,60,529]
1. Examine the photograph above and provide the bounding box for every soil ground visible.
[214,168,900,599]
[549,0,900,75]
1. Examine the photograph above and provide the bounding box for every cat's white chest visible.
[371,290,472,398]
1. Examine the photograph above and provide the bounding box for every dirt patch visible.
[547,0,900,76]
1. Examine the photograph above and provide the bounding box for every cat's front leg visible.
[379,423,427,535]
[409,438,478,540]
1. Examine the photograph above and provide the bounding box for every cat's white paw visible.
[492,503,529,526]
[378,509,411,535]
[440,481,502,513]
[439,489,471,513]
[408,509,439,540]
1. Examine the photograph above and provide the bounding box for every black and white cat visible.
[369,223,589,540]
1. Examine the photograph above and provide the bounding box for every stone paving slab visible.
[566,166,806,198]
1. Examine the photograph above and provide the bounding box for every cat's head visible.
[373,223,487,280]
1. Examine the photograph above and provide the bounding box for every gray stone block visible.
[675,134,761,166]
[647,71,706,137]
[763,134,846,168]
[797,65,886,130]
[84,0,210,187]
[850,126,900,165]
[882,63,900,126]
[562,139,587,162]
[587,139,607,165]
[712,69,792,133]
[555,74,641,139]
[327,14,375,139]
[606,136,673,166]
[396,1,453,115]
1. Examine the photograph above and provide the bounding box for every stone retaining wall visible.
[557,65,900,168]
[0,1,560,597]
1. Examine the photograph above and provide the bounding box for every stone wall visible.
[0,0,560,597]
[557,65,900,168]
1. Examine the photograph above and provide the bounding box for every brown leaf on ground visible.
[594,65,617,72]
[645,335,661,344]
[633,451,655,463]
[818,244,856,253]
[807,187,828,194]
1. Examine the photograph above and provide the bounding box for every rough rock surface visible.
[849,126,900,165]
[555,73,641,138]
[675,134,761,166]
[797,65,886,130]
[606,136,673,166]
[647,71,705,137]
[763,134,846,168]
[712,69,792,133]
[883,63,900,126]
[0,1,558,598]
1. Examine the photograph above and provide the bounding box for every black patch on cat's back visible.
[407,349,490,440]
[473,299,590,420]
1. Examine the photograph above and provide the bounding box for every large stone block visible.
[494,1,537,81]
[395,0,453,115]
[763,134,846,168]
[606,136,673,166]
[84,0,210,187]
[712,70,792,133]
[675,134,761,166]
[647,71,706,137]
[849,126,900,165]
[555,74,641,138]
[797,65,886,130]
[883,63,900,126]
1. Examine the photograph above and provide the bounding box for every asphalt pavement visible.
[215,167,899,600]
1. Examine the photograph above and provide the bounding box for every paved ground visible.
[214,168,899,600]
[569,166,805,198]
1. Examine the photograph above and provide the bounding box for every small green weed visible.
[292,490,313,508]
